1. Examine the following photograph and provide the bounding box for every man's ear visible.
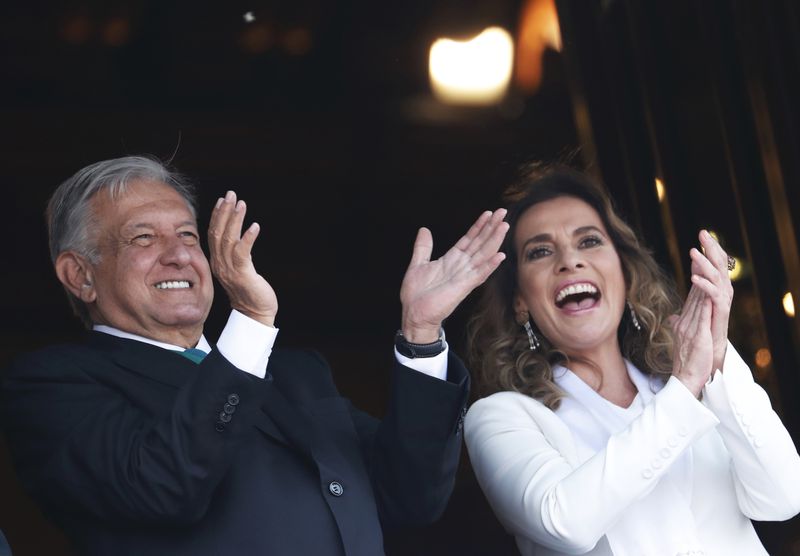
[55,252,96,303]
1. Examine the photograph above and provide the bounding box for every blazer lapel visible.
[90,332,317,459]
[88,332,197,388]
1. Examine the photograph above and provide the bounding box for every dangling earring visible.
[627,301,642,332]
[517,311,541,351]
[523,321,541,351]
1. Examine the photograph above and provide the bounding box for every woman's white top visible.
[465,344,800,556]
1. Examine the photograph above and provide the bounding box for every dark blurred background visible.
[2,0,800,554]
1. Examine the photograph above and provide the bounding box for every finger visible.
[234,222,260,263]
[224,199,248,245]
[209,191,237,257]
[679,285,701,318]
[459,209,509,259]
[690,274,720,300]
[408,227,433,268]
[699,230,730,276]
[468,251,508,286]
[690,248,722,285]
[454,210,493,253]
[467,220,510,267]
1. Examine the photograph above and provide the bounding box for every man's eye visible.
[132,234,154,245]
[524,247,551,261]
[179,231,199,244]
[579,235,603,248]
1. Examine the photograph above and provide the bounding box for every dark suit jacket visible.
[0,529,10,556]
[1,332,469,555]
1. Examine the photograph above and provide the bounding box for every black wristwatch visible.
[394,328,446,358]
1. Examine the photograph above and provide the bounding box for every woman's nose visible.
[556,248,585,273]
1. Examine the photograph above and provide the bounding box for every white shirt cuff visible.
[394,345,448,381]
[216,310,278,379]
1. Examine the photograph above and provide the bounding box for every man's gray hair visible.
[47,155,198,326]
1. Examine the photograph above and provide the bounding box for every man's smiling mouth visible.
[154,280,192,289]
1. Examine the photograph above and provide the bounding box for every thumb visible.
[408,227,433,268]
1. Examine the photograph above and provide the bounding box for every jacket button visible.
[223,403,236,415]
[227,393,240,406]
[328,481,344,497]
[668,435,678,447]
[215,421,226,432]
[651,458,663,470]
[219,411,232,423]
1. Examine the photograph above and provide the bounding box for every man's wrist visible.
[394,328,446,358]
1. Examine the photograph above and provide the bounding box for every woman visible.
[464,165,800,556]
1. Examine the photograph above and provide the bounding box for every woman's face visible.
[513,196,626,355]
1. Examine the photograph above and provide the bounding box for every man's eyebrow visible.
[125,220,197,229]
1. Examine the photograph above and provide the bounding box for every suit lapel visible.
[90,332,317,459]
[89,332,197,388]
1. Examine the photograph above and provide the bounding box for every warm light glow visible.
[728,257,742,281]
[429,27,514,105]
[755,348,772,369]
[655,178,665,202]
[783,291,795,318]
[515,0,562,92]
[707,230,719,241]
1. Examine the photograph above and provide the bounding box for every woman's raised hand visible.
[689,230,734,372]
[670,286,714,398]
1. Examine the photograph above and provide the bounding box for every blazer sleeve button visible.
[227,393,240,406]
[219,411,232,423]
[328,481,344,497]
[215,421,226,432]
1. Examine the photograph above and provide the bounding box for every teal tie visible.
[180,348,207,364]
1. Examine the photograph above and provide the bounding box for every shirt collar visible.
[92,324,211,354]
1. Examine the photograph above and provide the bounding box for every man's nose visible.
[159,237,192,267]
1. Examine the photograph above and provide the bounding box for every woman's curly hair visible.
[468,164,682,409]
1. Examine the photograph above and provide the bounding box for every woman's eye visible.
[524,246,551,261]
[579,235,602,248]
[179,231,199,243]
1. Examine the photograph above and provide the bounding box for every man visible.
[1,156,508,555]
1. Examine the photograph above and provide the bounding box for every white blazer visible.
[465,344,800,556]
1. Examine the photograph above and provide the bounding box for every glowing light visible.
[243,12,255,23]
[239,24,273,53]
[755,348,772,369]
[102,17,130,47]
[655,178,665,202]
[783,292,795,318]
[728,257,742,281]
[429,27,514,105]
[283,28,312,55]
[516,0,562,92]
[707,230,719,241]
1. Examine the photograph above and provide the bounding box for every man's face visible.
[86,179,214,345]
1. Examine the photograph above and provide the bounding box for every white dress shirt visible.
[94,309,448,381]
